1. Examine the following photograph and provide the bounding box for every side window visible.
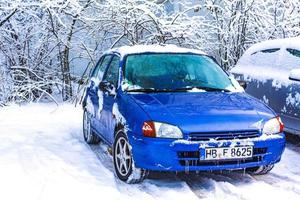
[260,48,280,53]
[92,55,112,80]
[251,48,280,55]
[103,56,120,87]
[249,48,281,67]
[287,48,300,58]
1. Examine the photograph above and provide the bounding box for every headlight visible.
[262,117,284,135]
[142,121,183,139]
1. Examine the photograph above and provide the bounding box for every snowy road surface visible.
[0,104,299,200]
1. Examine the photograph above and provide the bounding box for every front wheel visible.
[246,164,274,175]
[113,130,148,183]
[83,110,100,144]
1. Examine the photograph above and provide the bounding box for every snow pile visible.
[238,37,300,57]
[85,77,104,118]
[286,93,300,108]
[289,69,300,80]
[97,90,104,117]
[121,80,143,91]
[86,96,94,115]
[172,133,282,149]
[112,103,126,125]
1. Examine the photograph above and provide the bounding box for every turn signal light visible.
[142,121,156,137]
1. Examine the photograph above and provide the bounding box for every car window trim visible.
[102,54,121,88]
[121,52,232,90]
[91,56,104,78]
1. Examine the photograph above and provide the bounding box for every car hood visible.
[129,92,275,133]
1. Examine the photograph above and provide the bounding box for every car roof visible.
[104,44,207,58]
[244,37,300,56]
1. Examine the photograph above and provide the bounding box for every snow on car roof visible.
[231,37,300,88]
[105,44,207,58]
[243,37,300,56]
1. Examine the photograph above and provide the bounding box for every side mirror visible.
[99,81,116,96]
[289,69,300,82]
[238,80,247,89]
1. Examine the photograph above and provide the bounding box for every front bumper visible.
[128,133,285,171]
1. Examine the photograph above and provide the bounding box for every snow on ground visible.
[0,103,197,200]
[0,103,300,200]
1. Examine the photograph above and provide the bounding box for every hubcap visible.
[115,137,131,176]
[83,112,91,141]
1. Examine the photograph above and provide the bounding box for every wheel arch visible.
[114,122,125,138]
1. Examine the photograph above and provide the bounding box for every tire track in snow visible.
[88,142,199,200]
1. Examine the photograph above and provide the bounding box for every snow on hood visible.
[105,44,206,59]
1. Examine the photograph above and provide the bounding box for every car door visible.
[99,55,120,144]
[87,54,113,136]
[281,48,300,134]
[282,79,300,134]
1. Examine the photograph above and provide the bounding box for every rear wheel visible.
[83,110,100,144]
[246,164,274,175]
[113,130,148,183]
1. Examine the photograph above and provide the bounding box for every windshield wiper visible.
[126,88,162,93]
[193,86,231,92]
[126,88,192,93]
[126,86,231,93]
[170,86,231,92]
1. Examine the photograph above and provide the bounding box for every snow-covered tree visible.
[0,0,300,105]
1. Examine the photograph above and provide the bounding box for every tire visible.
[83,110,100,144]
[113,130,148,184]
[246,164,274,175]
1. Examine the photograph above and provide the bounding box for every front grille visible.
[189,130,261,141]
[178,151,200,159]
[179,156,262,167]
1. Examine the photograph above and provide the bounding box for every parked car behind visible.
[231,38,300,135]
[82,45,285,183]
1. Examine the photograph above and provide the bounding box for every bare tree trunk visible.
[0,8,17,27]
[62,45,72,101]
[60,0,92,101]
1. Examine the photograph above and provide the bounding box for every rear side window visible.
[261,48,280,53]
[251,48,280,55]
[249,48,281,67]
[92,55,112,80]
[103,56,120,87]
[287,48,300,58]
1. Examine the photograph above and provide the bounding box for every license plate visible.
[204,146,253,160]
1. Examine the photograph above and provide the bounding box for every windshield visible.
[123,53,234,92]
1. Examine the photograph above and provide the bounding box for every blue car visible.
[82,45,285,183]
